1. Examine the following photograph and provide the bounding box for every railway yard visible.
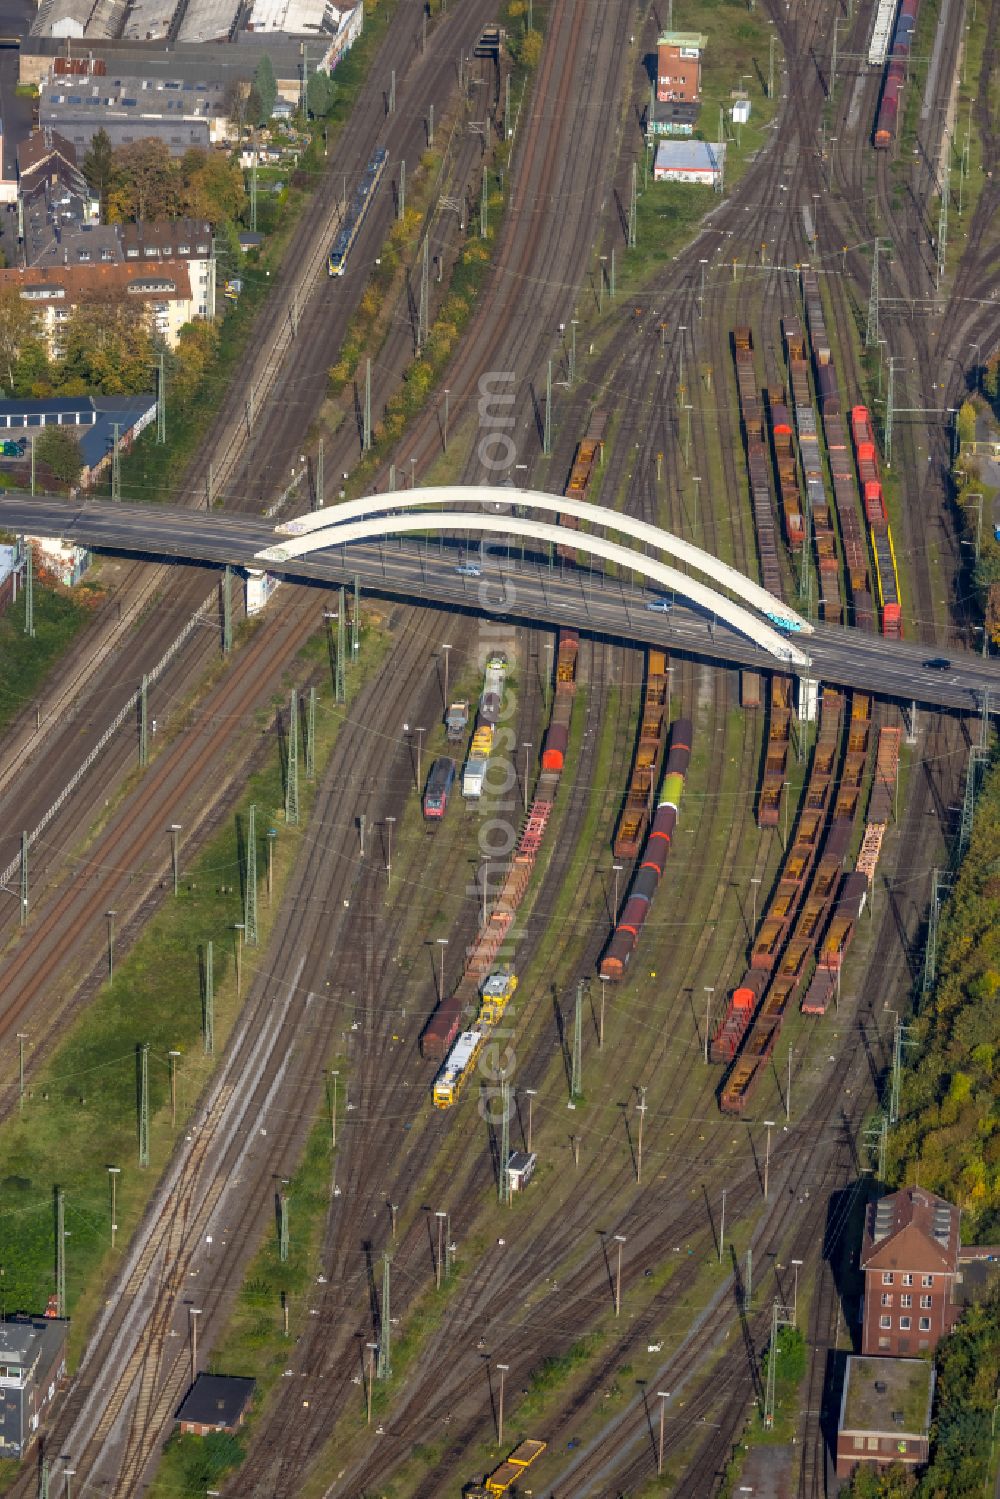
[0,0,998,1494]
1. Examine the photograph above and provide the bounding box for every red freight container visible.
[420,993,464,1060]
[541,723,568,771]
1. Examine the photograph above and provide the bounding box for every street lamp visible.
[525,1088,537,1153]
[612,863,623,920]
[522,742,533,813]
[168,1049,181,1128]
[106,910,116,982]
[435,937,449,1001]
[443,388,450,452]
[763,1119,776,1200]
[189,1307,201,1384]
[703,986,714,1064]
[330,1070,338,1149]
[169,823,181,897]
[435,1210,447,1288]
[107,1166,121,1248]
[496,1363,509,1443]
[266,827,276,905]
[385,815,396,888]
[366,1341,378,1424]
[657,1391,670,1474]
[791,1258,803,1324]
[63,1467,76,1499]
[233,922,245,996]
[441,642,452,705]
[613,1233,626,1317]
[750,875,761,932]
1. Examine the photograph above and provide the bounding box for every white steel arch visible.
[256,511,811,666]
[274,485,813,636]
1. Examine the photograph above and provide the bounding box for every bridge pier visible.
[905,701,919,746]
[796,675,819,723]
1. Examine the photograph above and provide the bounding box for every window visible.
[881,1293,892,1307]
[902,1273,913,1286]
[901,1294,912,1308]
[126,248,139,258]
[879,1336,890,1349]
[900,1316,911,1330]
[922,1275,934,1287]
[920,1295,932,1309]
[919,1317,931,1331]
[101,249,113,261]
[882,1272,894,1285]
[880,1315,891,1329]
[867,1437,879,1451]
[853,1436,865,1451]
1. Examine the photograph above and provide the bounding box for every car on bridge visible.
[923,657,951,671]
[646,596,673,613]
[456,563,481,577]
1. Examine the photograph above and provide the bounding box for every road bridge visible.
[1,492,997,715]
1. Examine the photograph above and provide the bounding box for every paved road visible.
[4,492,999,713]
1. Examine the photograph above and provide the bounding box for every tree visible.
[82,128,115,217]
[170,318,220,407]
[306,69,335,119]
[56,298,155,395]
[252,55,277,124]
[179,149,246,224]
[517,28,543,67]
[35,427,82,486]
[957,398,977,447]
[107,140,178,223]
[0,287,40,391]
[223,77,253,137]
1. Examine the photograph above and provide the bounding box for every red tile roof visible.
[860,1187,960,1274]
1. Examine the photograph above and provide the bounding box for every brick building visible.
[175,1373,255,1436]
[835,1355,934,1480]
[860,1186,961,1357]
[656,31,706,104]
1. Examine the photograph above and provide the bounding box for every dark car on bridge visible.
[923,658,951,671]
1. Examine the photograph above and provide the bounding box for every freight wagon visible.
[463,724,495,799]
[874,0,919,148]
[614,649,669,858]
[872,526,902,636]
[420,992,465,1060]
[558,413,607,558]
[423,757,456,819]
[601,718,692,981]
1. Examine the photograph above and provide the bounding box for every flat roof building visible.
[653,138,724,187]
[176,1374,255,1436]
[40,73,231,152]
[0,1315,69,1459]
[836,1355,934,1479]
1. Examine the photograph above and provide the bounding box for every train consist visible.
[431,973,518,1107]
[613,649,670,859]
[422,632,580,1102]
[467,1440,547,1498]
[758,676,792,828]
[801,269,876,631]
[715,691,882,1110]
[874,0,920,149]
[850,405,902,636]
[423,757,456,819]
[784,318,843,623]
[768,399,806,553]
[557,411,608,559]
[463,655,509,799]
[541,631,579,771]
[733,328,788,595]
[327,146,388,276]
[600,718,693,981]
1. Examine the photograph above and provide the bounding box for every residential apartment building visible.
[0,1315,69,1459]
[21,218,216,320]
[0,259,198,351]
[860,1186,962,1357]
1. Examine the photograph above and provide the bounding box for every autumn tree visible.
[56,298,155,395]
[0,287,40,391]
[170,318,220,407]
[107,139,179,222]
[179,149,246,224]
[82,128,115,218]
[35,427,83,486]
